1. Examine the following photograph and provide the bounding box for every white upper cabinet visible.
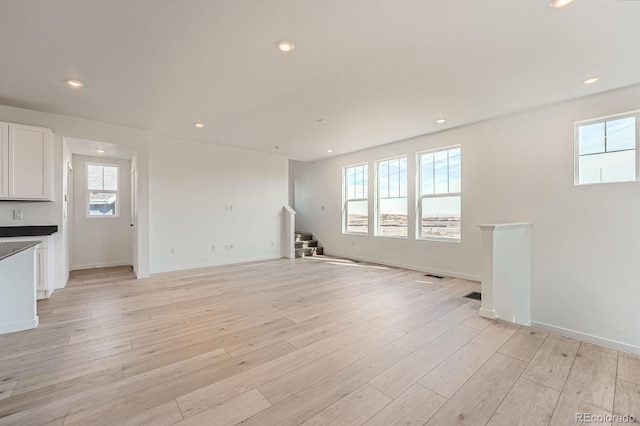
[2,123,54,201]
[0,122,8,198]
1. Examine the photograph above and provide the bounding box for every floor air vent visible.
[465,291,482,301]
[424,274,444,279]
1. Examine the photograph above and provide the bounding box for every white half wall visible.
[293,84,640,353]
[72,155,132,270]
[148,135,288,273]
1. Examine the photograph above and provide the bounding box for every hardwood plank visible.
[393,301,478,352]
[175,389,270,426]
[0,348,231,425]
[486,377,560,426]
[300,384,391,426]
[239,344,409,426]
[419,321,518,398]
[424,353,526,426]
[176,332,357,418]
[521,333,580,391]
[63,341,294,426]
[0,382,16,401]
[617,351,640,385]
[460,314,494,331]
[498,326,548,362]
[0,366,123,418]
[369,324,477,398]
[612,379,640,426]
[364,384,446,426]
[550,342,617,426]
[115,400,184,426]
[258,328,405,404]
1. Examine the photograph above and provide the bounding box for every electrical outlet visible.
[271,240,275,246]
[170,248,177,255]
[13,210,23,220]
[211,245,216,252]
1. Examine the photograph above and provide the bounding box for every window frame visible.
[375,155,408,239]
[342,162,369,235]
[416,145,461,242]
[86,162,120,218]
[574,111,640,186]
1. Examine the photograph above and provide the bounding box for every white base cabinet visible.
[0,236,55,299]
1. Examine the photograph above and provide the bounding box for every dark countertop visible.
[0,241,40,262]
[0,226,58,238]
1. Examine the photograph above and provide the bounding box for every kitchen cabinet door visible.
[8,123,53,200]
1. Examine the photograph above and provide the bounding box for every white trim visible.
[0,317,39,335]
[72,261,132,270]
[531,320,640,356]
[150,254,282,274]
[324,250,481,282]
[479,308,496,319]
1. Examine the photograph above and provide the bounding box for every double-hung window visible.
[377,156,408,237]
[87,163,119,217]
[343,163,368,234]
[575,113,639,185]
[417,146,461,241]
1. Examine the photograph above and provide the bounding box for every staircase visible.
[295,232,324,258]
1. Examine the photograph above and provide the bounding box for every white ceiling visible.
[1,0,639,161]
[65,137,137,160]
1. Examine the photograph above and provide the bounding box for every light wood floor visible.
[0,257,638,426]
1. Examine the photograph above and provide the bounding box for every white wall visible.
[148,135,288,273]
[72,155,132,269]
[293,84,640,354]
[0,104,150,283]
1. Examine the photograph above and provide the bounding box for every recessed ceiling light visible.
[550,0,574,8]
[194,122,205,128]
[327,148,333,153]
[583,77,599,85]
[66,79,84,88]
[276,40,295,53]
[436,118,447,124]
[96,148,106,154]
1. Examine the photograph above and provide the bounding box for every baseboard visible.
[531,321,640,355]
[0,317,39,334]
[324,251,481,282]
[72,261,132,271]
[150,255,282,275]
[479,308,496,319]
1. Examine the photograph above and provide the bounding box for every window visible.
[418,147,461,241]
[377,156,408,237]
[87,163,119,216]
[575,113,639,185]
[343,163,368,234]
